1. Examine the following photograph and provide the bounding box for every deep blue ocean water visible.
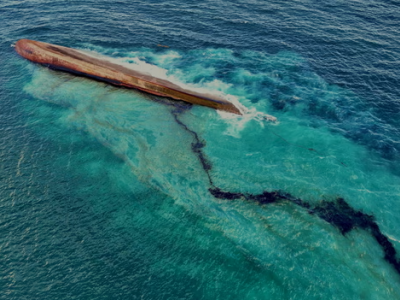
[1,0,400,299]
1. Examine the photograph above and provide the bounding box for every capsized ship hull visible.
[15,39,242,115]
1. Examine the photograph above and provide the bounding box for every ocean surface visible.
[1,0,400,299]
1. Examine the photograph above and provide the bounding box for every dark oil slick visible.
[171,101,400,276]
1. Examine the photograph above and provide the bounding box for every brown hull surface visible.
[15,39,242,115]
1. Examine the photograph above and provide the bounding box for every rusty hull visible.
[15,39,242,115]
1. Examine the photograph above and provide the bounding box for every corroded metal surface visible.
[15,39,242,115]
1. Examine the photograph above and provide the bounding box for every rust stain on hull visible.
[15,39,242,115]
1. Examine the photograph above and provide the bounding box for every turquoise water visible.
[1,0,400,299]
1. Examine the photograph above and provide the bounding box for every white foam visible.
[217,98,278,138]
[79,48,225,96]
[77,48,277,133]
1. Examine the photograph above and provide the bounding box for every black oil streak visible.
[170,104,214,186]
[171,109,400,276]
